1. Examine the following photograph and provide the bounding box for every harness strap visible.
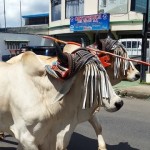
[55,48,100,79]
[100,39,118,51]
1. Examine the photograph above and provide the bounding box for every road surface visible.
[0,98,150,150]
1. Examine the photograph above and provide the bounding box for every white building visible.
[0,0,145,60]
[0,33,52,60]
[48,0,143,43]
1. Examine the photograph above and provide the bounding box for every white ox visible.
[0,48,123,150]
[62,39,140,149]
[5,38,140,150]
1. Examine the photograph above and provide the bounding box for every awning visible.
[22,13,49,19]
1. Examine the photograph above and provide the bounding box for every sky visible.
[0,0,49,28]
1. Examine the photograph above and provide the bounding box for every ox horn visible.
[54,41,68,66]
[81,38,86,47]
[95,32,102,50]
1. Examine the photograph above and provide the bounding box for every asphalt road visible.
[0,98,150,150]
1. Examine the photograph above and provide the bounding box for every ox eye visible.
[112,45,117,50]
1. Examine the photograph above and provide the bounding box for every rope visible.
[43,36,150,67]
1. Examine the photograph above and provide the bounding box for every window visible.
[100,0,106,7]
[127,41,131,48]
[5,41,28,50]
[51,0,61,21]
[25,17,49,25]
[65,0,84,19]
[132,41,138,48]
[121,41,126,48]
[138,41,140,48]
[147,41,149,48]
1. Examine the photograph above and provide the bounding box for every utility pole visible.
[3,0,7,32]
[20,0,22,33]
[141,0,149,82]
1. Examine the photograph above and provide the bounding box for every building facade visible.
[49,0,144,43]
[0,33,53,60]
[0,0,146,53]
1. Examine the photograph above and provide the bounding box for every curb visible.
[115,85,150,99]
[117,89,150,99]
[114,81,150,99]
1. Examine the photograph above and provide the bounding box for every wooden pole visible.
[3,0,6,32]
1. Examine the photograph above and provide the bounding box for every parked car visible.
[2,45,64,62]
[2,55,11,62]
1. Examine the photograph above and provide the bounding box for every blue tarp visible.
[22,13,49,18]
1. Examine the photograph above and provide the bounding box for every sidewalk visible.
[113,80,150,99]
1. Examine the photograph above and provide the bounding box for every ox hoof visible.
[0,133,5,140]
[98,147,107,150]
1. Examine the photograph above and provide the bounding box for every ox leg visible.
[89,114,107,150]
[15,136,39,150]
[10,125,39,150]
[17,143,24,150]
[17,134,39,150]
[15,134,39,150]
[0,132,4,140]
[55,123,76,150]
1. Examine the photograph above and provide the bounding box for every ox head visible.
[81,53,123,112]
[101,85,124,112]
[95,35,140,85]
[61,44,124,112]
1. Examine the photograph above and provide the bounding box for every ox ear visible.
[54,41,68,66]
[107,33,111,39]
[81,38,86,47]
[107,29,111,39]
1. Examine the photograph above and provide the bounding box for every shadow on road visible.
[107,142,140,150]
[0,139,18,146]
[68,132,140,150]
[0,148,16,150]
[68,132,98,150]
[0,132,140,150]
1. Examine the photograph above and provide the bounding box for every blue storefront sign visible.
[70,13,110,31]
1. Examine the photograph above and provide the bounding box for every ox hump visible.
[63,44,80,53]
[21,51,45,76]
